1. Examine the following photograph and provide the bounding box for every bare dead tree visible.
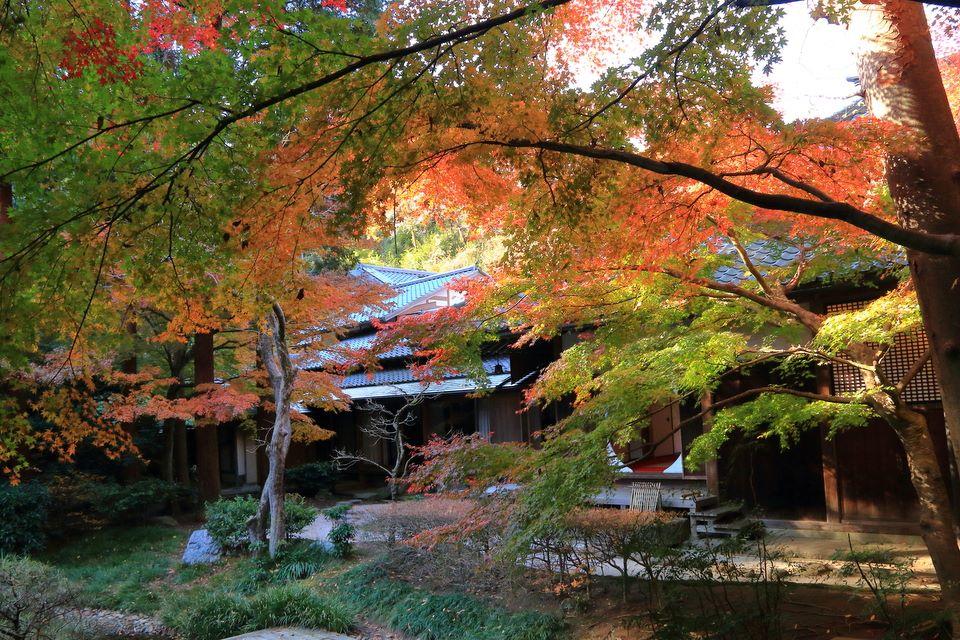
[333,386,432,500]
[247,302,297,558]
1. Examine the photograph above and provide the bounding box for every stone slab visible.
[224,627,357,640]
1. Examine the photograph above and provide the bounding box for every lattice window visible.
[827,301,941,403]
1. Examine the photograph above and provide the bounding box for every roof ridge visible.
[356,262,435,275]
[396,265,479,288]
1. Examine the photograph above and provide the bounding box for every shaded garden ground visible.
[29,500,952,640]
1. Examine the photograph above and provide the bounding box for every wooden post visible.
[194,331,221,502]
[817,366,842,523]
[701,391,720,497]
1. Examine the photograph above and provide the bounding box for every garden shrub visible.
[206,495,317,551]
[164,585,351,640]
[361,497,472,543]
[832,542,946,637]
[45,472,188,533]
[332,561,564,640]
[0,556,79,640]
[322,504,354,558]
[650,536,793,640]
[285,462,337,497]
[562,508,688,602]
[0,482,50,553]
[96,477,190,522]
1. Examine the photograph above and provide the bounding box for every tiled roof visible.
[710,239,901,286]
[831,99,867,123]
[305,332,414,368]
[302,264,485,377]
[712,240,803,284]
[340,355,511,389]
[349,263,435,286]
[350,265,481,324]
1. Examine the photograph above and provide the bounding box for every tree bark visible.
[175,420,190,486]
[162,376,186,484]
[852,7,960,627]
[852,0,960,502]
[0,182,10,224]
[119,321,143,483]
[194,331,221,502]
[893,410,960,636]
[247,303,297,558]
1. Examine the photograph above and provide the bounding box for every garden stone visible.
[181,529,221,565]
[311,538,335,553]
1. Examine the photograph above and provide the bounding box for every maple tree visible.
[2,0,960,617]
[0,0,388,528]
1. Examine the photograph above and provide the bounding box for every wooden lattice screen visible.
[827,301,941,403]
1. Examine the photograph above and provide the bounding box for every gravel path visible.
[297,503,385,543]
[58,607,173,638]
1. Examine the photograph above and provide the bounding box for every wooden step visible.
[691,503,742,521]
[714,517,752,531]
[690,494,718,511]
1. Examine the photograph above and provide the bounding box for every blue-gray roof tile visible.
[340,356,511,388]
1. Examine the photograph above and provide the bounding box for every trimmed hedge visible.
[0,482,50,553]
[45,473,189,533]
[333,562,565,640]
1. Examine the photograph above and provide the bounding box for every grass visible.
[38,524,562,640]
[40,522,349,639]
[42,525,189,614]
[326,561,566,640]
[161,584,353,640]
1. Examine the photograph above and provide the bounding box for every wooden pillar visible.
[817,366,842,522]
[701,391,720,497]
[194,331,221,502]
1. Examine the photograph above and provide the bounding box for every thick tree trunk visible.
[894,411,960,636]
[247,304,296,558]
[0,183,10,224]
[119,321,143,483]
[162,376,185,484]
[853,0,960,499]
[175,421,190,485]
[162,420,175,483]
[854,7,960,625]
[194,331,221,502]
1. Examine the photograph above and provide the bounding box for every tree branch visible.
[896,344,933,393]
[484,139,960,257]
